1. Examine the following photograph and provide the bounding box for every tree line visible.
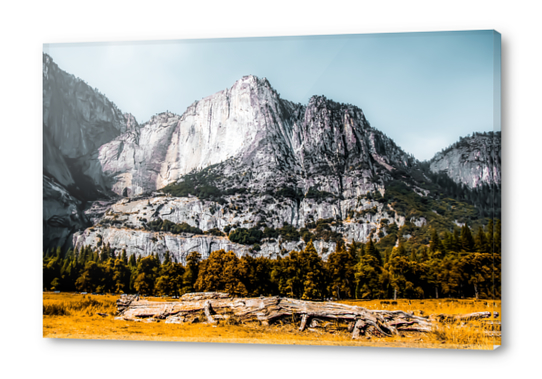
[43,220,500,300]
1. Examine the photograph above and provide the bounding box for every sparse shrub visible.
[229,227,263,245]
[205,228,225,237]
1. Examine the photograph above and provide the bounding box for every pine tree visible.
[452,229,461,251]
[121,249,128,264]
[75,261,102,293]
[410,248,417,262]
[300,241,325,300]
[441,231,453,252]
[128,253,136,268]
[155,257,185,297]
[365,239,382,265]
[348,241,363,261]
[183,251,201,294]
[326,241,356,299]
[494,220,501,256]
[461,225,475,252]
[486,219,494,253]
[133,255,159,295]
[222,251,244,296]
[355,249,382,299]
[475,226,488,253]
[163,251,171,265]
[429,229,443,253]
[395,242,408,258]
[384,247,392,265]
[112,257,131,294]
[418,246,429,262]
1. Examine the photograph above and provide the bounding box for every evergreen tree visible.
[99,258,115,293]
[429,229,443,254]
[475,226,489,254]
[452,229,461,251]
[112,257,131,294]
[121,249,128,264]
[386,243,423,298]
[441,231,453,252]
[300,241,325,300]
[365,239,382,265]
[128,253,136,268]
[75,261,102,293]
[409,248,417,262]
[155,258,185,297]
[438,253,463,297]
[326,241,356,299]
[182,251,201,294]
[461,225,475,252]
[222,251,247,296]
[494,220,501,256]
[383,247,392,265]
[238,256,274,297]
[486,219,494,253]
[355,250,382,299]
[133,255,160,295]
[418,246,429,262]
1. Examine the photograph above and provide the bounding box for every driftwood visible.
[115,293,499,339]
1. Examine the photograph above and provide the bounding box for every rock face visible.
[41,54,419,258]
[65,72,417,259]
[71,193,407,263]
[43,53,139,251]
[96,75,413,198]
[43,54,139,197]
[429,132,501,189]
[43,54,497,260]
[95,76,294,197]
[43,176,89,250]
[73,226,340,264]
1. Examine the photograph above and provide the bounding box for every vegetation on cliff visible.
[44,219,500,300]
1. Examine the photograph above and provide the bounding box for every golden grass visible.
[43,294,117,316]
[43,293,500,349]
[339,299,501,349]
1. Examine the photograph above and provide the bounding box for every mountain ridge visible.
[90,72,415,200]
[429,131,501,189]
[42,54,500,262]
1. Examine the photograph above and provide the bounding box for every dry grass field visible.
[43,293,501,349]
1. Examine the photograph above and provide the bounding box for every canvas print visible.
[43,30,501,349]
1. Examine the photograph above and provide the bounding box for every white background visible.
[0,1,539,377]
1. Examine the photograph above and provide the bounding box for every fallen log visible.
[352,319,366,339]
[115,293,499,340]
[204,300,217,325]
[299,314,309,332]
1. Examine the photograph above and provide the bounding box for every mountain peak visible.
[237,74,269,85]
[429,132,501,188]
[231,75,277,96]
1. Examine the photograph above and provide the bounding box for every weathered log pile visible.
[115,293,499,339]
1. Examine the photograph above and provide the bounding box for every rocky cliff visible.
[70,72,421,261]
[43,53,138,198]
[43,53,138,249]
[43,176,89,249]
[43,54,495,260]
[71,190,407,263]
[95,75,413,198]
[429,132,501,189]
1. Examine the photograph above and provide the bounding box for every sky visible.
[44,30,500,161]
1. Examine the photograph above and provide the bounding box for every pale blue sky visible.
[44,30,500,161]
